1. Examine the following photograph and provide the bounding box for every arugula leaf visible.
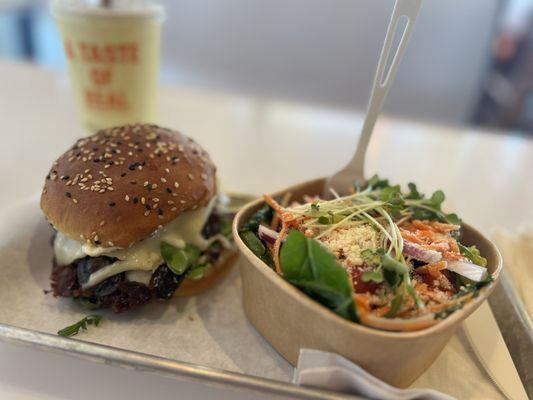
[366,174,391,190]
[458,243,487,267]
[434,303,463,320]
[58,315,102,337]
[280,230,358,322]
[361,248,384,265]
[381,253,409,276]
[454,276,493,299]
[385,293,404,318]
[405,182,422,200]
[240,230,274,268]
[361,249,408,289]
[362,269,384,283]
[160,242,201,276]
[239,203,273,233]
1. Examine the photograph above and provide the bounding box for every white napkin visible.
[294,349,455,400]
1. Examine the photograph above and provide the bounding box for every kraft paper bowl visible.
[232,178,502,387]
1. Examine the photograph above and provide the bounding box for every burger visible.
[41,124,235,313]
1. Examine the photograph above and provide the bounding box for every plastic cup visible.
[51,0,165,134]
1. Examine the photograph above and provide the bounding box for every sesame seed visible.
[100,220,105,226]
[153,197,160,202]
[151,183,158,189]
[160,177,167,183]
[107,187,114,191]
[144,210,151,217]
[72,198,78,204]
[201,173,207,180]
[144,181,149,187]
[108,241,114,247]
[164,168,170,173]
[167,200,174,204]
[174,182,180,188]
[84,169,90,173]
[180,200,186,204]
[188,173,194,180]
[125,195,130,201]
[171,207,177,212]
[141,197,146,205]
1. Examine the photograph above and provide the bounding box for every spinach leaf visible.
[458,243,487,267]
[240,230,274,268]
[239,203,273,233]
[58,315,102,337]
[280,230,358,322]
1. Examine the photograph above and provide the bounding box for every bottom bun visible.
[175,250,238,297]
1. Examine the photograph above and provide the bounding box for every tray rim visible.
[0,322,361,399]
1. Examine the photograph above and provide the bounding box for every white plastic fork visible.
[323,0,422,198]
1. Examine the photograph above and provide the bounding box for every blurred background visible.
[0,0,532,133]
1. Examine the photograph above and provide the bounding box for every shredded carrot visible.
[354,294,371,317]
[263,194,297,275]
[270,192,292,231]
[273,220,288,275]
[375,305,390,317]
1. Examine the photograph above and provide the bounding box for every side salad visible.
[239,176,491,331]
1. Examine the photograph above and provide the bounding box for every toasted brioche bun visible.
[40,124,216,248]
[175,250,238,297]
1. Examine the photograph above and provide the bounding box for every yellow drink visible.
[51,1,164,133]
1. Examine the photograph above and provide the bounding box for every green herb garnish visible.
[239,230,274,268]
[434,303,464,319]
[280,230,358,322]
[161,242,201,275]
[57,315,102,337]
[458,243,487,267]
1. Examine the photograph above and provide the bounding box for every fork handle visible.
[348,0,422,179]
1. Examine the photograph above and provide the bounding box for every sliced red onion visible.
[403,241,442,264]
[258,224,278,244]
[446,260,487,282]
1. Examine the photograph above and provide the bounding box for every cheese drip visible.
[53,197,216,288]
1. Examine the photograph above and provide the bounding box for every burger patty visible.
[49,209,232,313]
[51,243,224,313]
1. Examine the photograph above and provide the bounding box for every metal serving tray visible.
[0,195,361,399]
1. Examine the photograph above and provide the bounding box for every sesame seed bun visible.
[40,124,216,248]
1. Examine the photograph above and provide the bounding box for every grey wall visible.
[160,0,499,125]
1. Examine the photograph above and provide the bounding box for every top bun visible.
[40,124,216,248]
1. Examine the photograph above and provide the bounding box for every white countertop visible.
[0,60,531,399]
